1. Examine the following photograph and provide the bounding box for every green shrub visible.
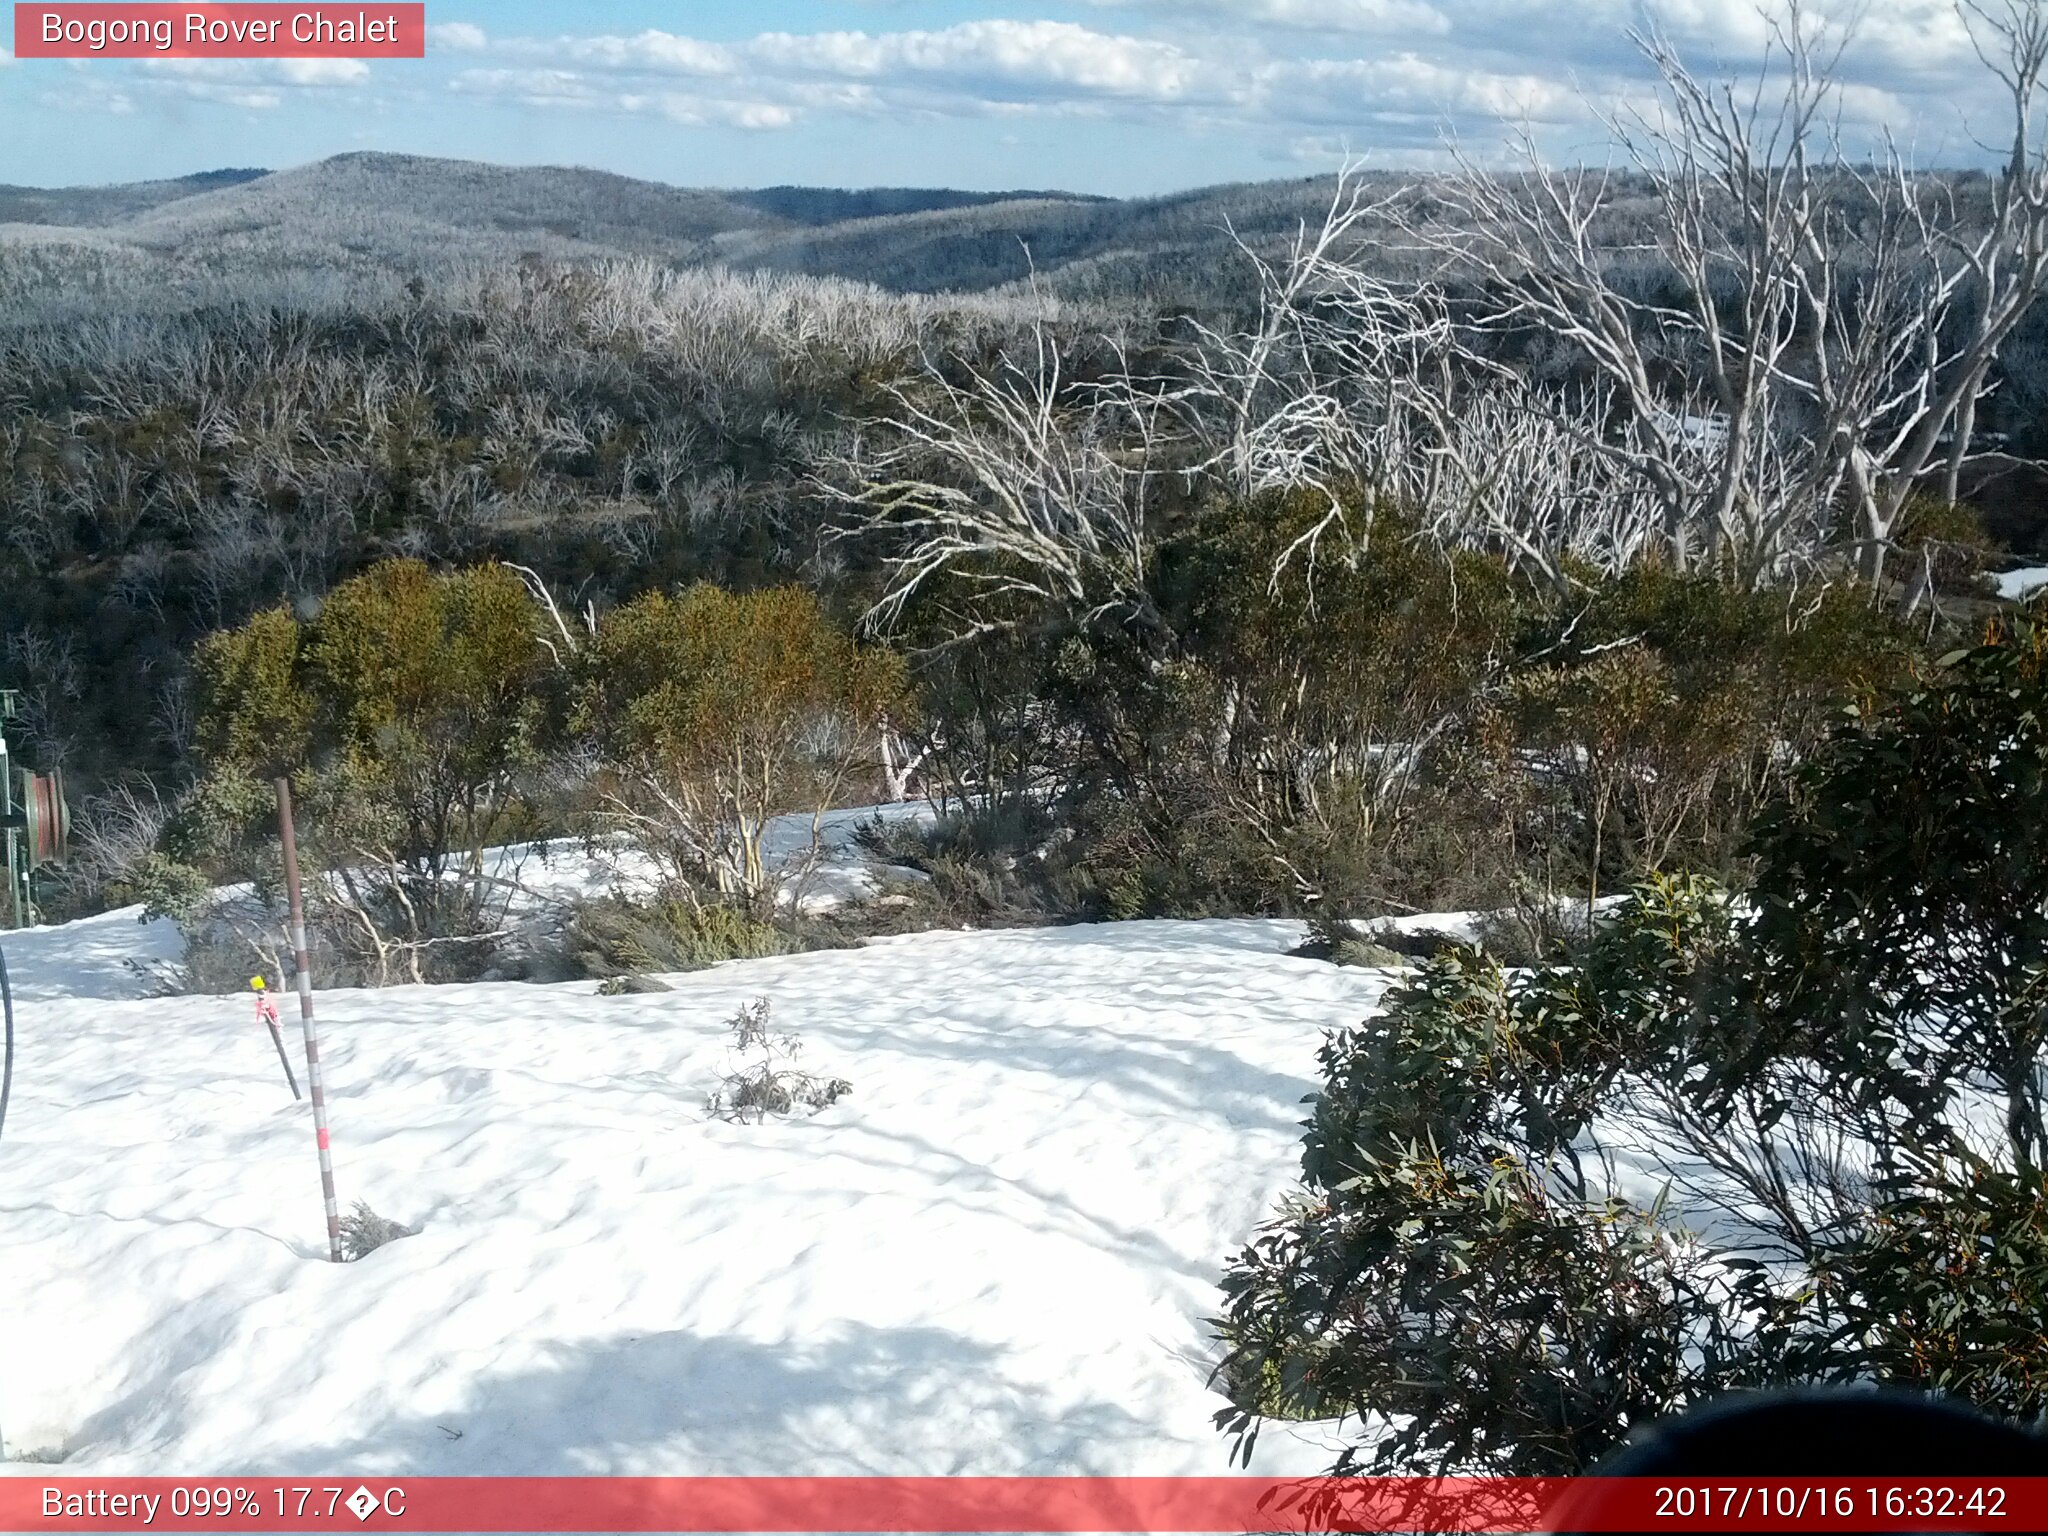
[1217,920,1787,1474]
[1802,1153,2048,1422]
[563,893,787,978]
[1219,614,2048,1476]
[1894,494,2000,592]
[1153,491,1516,915]
[184,560,558,985]
[577,583,906,911]
[1499,567,1912,902]
[1745,612,2048,1173]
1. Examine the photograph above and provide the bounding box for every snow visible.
[0,901,1376,1476]
[1992,565,2048,601]
[0,903,185,1004]
[494,802,937,918]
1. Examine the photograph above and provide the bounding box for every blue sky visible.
[0,0,2013,195]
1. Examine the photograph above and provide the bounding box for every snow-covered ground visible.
[492,802,938,918]
[0,894,1380,1476]
[1992,564,2048,602]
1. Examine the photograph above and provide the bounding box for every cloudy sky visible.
[0,0,2019,194]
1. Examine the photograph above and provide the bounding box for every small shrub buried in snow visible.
[339,1202,418,1261]
[598,973,674,995]
[564,895,786,980]
[707,998,851,1124]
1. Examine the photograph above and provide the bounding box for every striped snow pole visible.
[276,777,343,1263]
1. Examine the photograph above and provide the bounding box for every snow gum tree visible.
[181,559,556,983]
[576,584,907,912]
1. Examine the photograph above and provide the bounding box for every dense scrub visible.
[873,488,1916,930]
[129,558,895,988]
[0,257,1068,799]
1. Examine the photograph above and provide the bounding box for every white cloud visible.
[449,67,605,109]
[438,16,1216,133]
[104,53,374,111]
[132,54,368,105]
[453,69,800,131]
[41,82,135,115]
[2,0,2024,180]
[428,21,488,53]
[752,20,1203,101]
[1094,0,1450,36]
[545,30,735,77]
[278,58,371,85]
[1247,53,1583,132]
[43,1,1970,174]
[653,95,798,131]
[1256,0,1451,32]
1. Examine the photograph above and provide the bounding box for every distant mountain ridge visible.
[0,151,1388,303]
[0,166,269,227]
[729,185,1113,226]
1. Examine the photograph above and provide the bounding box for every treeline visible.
[112,482,1919,994]
[1,225,2024,952]
[0,257,1088,795]
[867,488,1916,932]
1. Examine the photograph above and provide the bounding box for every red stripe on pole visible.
[276,776,342,1263]
[4,1478,2047,1532]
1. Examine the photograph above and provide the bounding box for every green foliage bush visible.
[889,491,1913,928]
[1219,613,2048,1473]
[1499,566,1911,905]
[1219,914,1785,1474]
[1893,494,2000,592]
[1144,490,1517,914]
[177,559,556,984]
[1744,613,2048,1176]
[577,583,906,911]
[1804,1153,2048,1421]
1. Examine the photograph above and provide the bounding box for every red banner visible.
[11,5,425,59]
[0,1477,2044,1533]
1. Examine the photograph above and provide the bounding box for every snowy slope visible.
[0,911,1377,1476]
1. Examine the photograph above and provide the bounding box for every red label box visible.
[12,4,426,58]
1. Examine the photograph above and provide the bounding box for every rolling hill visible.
[0,151,1391,302]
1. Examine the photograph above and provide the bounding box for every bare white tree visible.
[1429,0,2048,582]
[829,313,1158,639]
